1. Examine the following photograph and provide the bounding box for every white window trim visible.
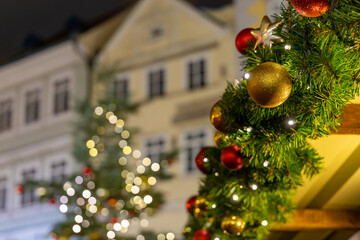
[179,126,212,176]
[143,63,167,99]
[182,52,210,91]
[15,159,41,209]
[0,90,17,139]
[44,152,73,182]
[141,133,170,164]
[114,72,132,101]
[19,80,45,132]
[47,70,75,123]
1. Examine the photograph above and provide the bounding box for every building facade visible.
[0,41,88,240]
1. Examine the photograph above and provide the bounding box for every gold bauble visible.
[210,100,228,132]
[221,215,246,235]
[247,62,292,108]
[195,196,208,210]
[214,131,226,147]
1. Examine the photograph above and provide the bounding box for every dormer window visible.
[151,27,163,39]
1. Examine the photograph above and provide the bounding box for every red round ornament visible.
[16,185,24,194]
[195,147,210,174]
[186,196,197,213]
[83,166,92,175]
[221,145,244,170]
[49,198,56,205]
[290,0,330,17]
[193,229,211,240]
[235,28,256,54]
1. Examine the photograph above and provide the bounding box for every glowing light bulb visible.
[244,73,250,79]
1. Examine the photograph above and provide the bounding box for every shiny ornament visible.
[193,229,211,240]
[290,0,330,17]
[83,166,92,175]
[186,196,197,213]
[195,196,208,211]
[221,215,246,235]
[210,100,228,132]
[221,145,244,170]
[235,28,256,54]
[247,62,292,108]
[195,147,210,174]
[251,16,283,50]
[214,131,226,147]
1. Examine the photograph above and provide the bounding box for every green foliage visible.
[185,0,360,239]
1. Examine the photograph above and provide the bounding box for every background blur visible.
[0,0,359,240]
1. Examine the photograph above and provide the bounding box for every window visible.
[143,136,167,163]
[25,89,40,123]
[114,78,129,102]
[0,178,7,212]
[21,168,37,207]
[0,99,12,132]
[150,27,164,39]
[182,129,208,173]
[54,79,70,114]
[51,160,67,183]
[187,58,207,90]
[148,69,165,98]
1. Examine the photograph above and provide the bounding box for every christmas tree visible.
[19,96,169,239]
[185,0,360,239]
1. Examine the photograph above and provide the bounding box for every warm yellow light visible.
[89,148,98,157]
[121,130,130,139]
[123,146,132,155]
[132,150,141,158]
[118,157,127,165]
[106,111,114,119]
[86,140,95,149]
[142,158,151,166]
[116,119,125,128]
[94,106,103,116]
[148,177,157,185]
[109,115,118,124]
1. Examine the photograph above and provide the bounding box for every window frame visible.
[141,133,170,164]
[144,64,167,99]
[179,126,212,175]
[25,89,41,124]
[183,53,210,91]
[0,98,13,133]
[113,72,131,102]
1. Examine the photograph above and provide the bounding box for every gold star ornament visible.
[251,15,284,50]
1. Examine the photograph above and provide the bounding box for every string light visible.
[59,204,68,213]
[114,223,122,231]
[72,224,81,233]
[232,194,239,201]
[66,188,75,196]
[144,195,153,204]
[60,196,68,204]
[157,234,166,240]
[263,161,269,167]
[121,219,130,228]
[261,220,268,226]
[82,190,91,199]
[86,140,95,148]
[244,73,250,79]
[94,106,103,116]
[166,232,175,240]
[151,163,160,172]
[284,44,292,50]
[107,231,116,239]
[75,176,83,184]
[74,215,83,224]
[250,184,258,191]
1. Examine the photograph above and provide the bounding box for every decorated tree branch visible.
[184,0,360,239]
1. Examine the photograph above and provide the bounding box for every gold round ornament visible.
[210,100,228,132]
[214,131,226,147]
[195,196,208,210]
[247,62,292,108]
[221,215,246,235]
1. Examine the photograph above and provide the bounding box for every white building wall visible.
[0,40,87,240]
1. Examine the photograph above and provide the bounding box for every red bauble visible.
[290,0,330,17]
[221,145,244,170]
[193,229,211,240]
[235,28,256,54]
[195,147,210,174]
[110,218,118,224]
[186,196,197,213]
[49,198,56,205]
[83,166,92,175]
[15,185,24,194]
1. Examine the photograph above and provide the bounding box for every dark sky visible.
[0,0,231,63]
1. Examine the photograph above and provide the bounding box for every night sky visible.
[0,0,231,63]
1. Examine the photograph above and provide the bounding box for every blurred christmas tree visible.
[18,88,173,240]
[185,0,360,239]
